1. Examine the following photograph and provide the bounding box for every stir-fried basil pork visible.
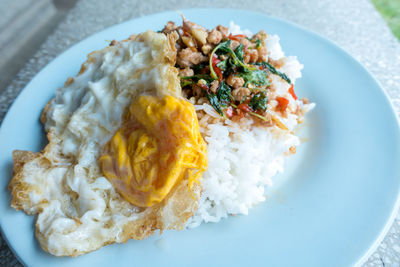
[162,18,307,129]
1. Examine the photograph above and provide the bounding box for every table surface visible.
[1,0,400,266]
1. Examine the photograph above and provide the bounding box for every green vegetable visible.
[216,60,227,71]
[231,102,269,121]
[192,63,207,73]
[238,69,270,87]
[215,40,232,54]
[255,39,262,48]
[250,87,268,93]
[209,41,229,79]
[249,92,268,111]
[256,62,291,84]
[180,74,214,88]
[180,79,194,88]
[201,81,232,116]
[181,74,214,83]
[248,111,269,121]
[235,44,244,62]
[206,91,224,116]
[209,40,256,79]
[216,81,232,107]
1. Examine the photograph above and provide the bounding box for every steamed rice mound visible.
[169,20,314,227]
[188,109,299,227]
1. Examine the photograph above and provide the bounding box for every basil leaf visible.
[249,92,268,111]
[209,40,256,79]
[238,69,269,87]
[255,39,262,48]
[181,74,214,82]
[192,63,207,73]
[216,81,232,107]
[206,91,224,116]
[216,40,231,54]
[216,60,227,71]
[180,79,194,88]
[235,44,244,62]
[256,62,291,84]
[204,81,231,115]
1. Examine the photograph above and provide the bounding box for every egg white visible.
[9,30,198,256]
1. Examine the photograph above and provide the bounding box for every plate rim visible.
[0,7,399,267]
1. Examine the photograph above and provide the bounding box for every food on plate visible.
[167,17,314,227]
[100,94,207,208]
[8,17,314,256]
[9,30,204,256]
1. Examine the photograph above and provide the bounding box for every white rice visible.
[186,22,313,228]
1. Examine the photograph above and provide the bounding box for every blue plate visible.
[1,8,399,267]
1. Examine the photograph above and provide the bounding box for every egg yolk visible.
[99,95,208,208]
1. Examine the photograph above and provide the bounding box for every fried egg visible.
[9,30,206,256]
[100,95,207,208]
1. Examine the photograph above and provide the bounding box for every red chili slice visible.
[211,54,223,81]
[276,97,289,112]
[198,84,209,91]
[228,34,247,41]
[212,54,221,65]
[238,103,253,112]
[288,84,297,100]
[215,68,223,81]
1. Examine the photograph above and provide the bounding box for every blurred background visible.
[0,0,398,94]
[372,0,400,40]
[0,0,77,92]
